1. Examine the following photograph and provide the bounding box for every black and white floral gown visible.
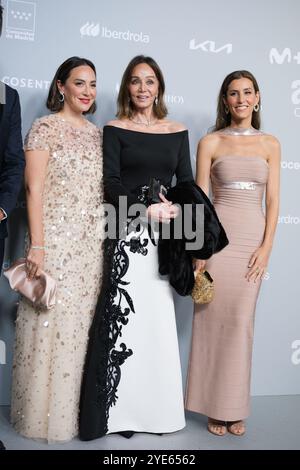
[79,125,193,439]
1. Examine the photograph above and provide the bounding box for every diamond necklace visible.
[130,116,158,127]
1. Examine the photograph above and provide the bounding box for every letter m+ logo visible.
[269,48,292,64]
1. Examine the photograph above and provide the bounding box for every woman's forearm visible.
[26,188,44,246]
[262,199,279,249]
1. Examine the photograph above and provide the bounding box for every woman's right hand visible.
[26,247,45,279]
[146,203,179,223]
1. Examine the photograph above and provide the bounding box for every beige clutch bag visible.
[3,258,57,309]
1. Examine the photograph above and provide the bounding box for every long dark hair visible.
[215,70,261,130]
[47,56,97,114]
[117,55,168,119]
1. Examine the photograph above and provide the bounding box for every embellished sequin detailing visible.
[221,181,262,190]
[11,114,105,443]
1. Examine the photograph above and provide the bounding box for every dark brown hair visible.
[215,70,261,130]
[47,56,97,114]
[117,55,168,119]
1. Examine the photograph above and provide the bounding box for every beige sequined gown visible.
[11,114,104,442]
[185,154,269,422]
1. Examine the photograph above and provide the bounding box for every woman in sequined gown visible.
[10,57,104,443]
[185,71,280,436]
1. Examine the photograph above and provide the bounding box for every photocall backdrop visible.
[0,0,299,405]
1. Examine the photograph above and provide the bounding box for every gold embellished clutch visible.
[191,270,214,304]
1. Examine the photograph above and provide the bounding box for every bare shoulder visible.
[105,119,128,129]
[198,132,221,150]
[262,133,281,156]
[260,134,281,164]
[262,134,280,146]
[164,120,187,132]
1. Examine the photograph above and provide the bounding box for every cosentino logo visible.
[80,22,150,43]
[278,215,300,224]
[2,76,50,90]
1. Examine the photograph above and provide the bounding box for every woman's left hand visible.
[193,259,206,274]
[246,245,271,283]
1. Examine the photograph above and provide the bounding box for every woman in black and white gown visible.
[79,55,226,439]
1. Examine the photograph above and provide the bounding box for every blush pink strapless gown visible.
[185,155,269,421]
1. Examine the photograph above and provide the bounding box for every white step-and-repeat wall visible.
[0,0,300,404]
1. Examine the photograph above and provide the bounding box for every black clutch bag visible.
[148,177,167,204]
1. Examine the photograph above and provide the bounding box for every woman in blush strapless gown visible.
[185,70,281,436]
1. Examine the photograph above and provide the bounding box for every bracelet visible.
[30,245,45,250]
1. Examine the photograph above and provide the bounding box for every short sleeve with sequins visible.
[24,117,53,152]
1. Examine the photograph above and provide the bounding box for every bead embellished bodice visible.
[24,114,104,244]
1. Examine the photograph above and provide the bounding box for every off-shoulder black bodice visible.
[103,126,193,206]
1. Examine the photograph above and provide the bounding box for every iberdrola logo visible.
[80,22,150,43]
[80,22,100,37]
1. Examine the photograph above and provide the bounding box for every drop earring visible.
[59,91,64,103]
[155,96,158,106]
[253,103,259,112]
[225,105,229,114]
